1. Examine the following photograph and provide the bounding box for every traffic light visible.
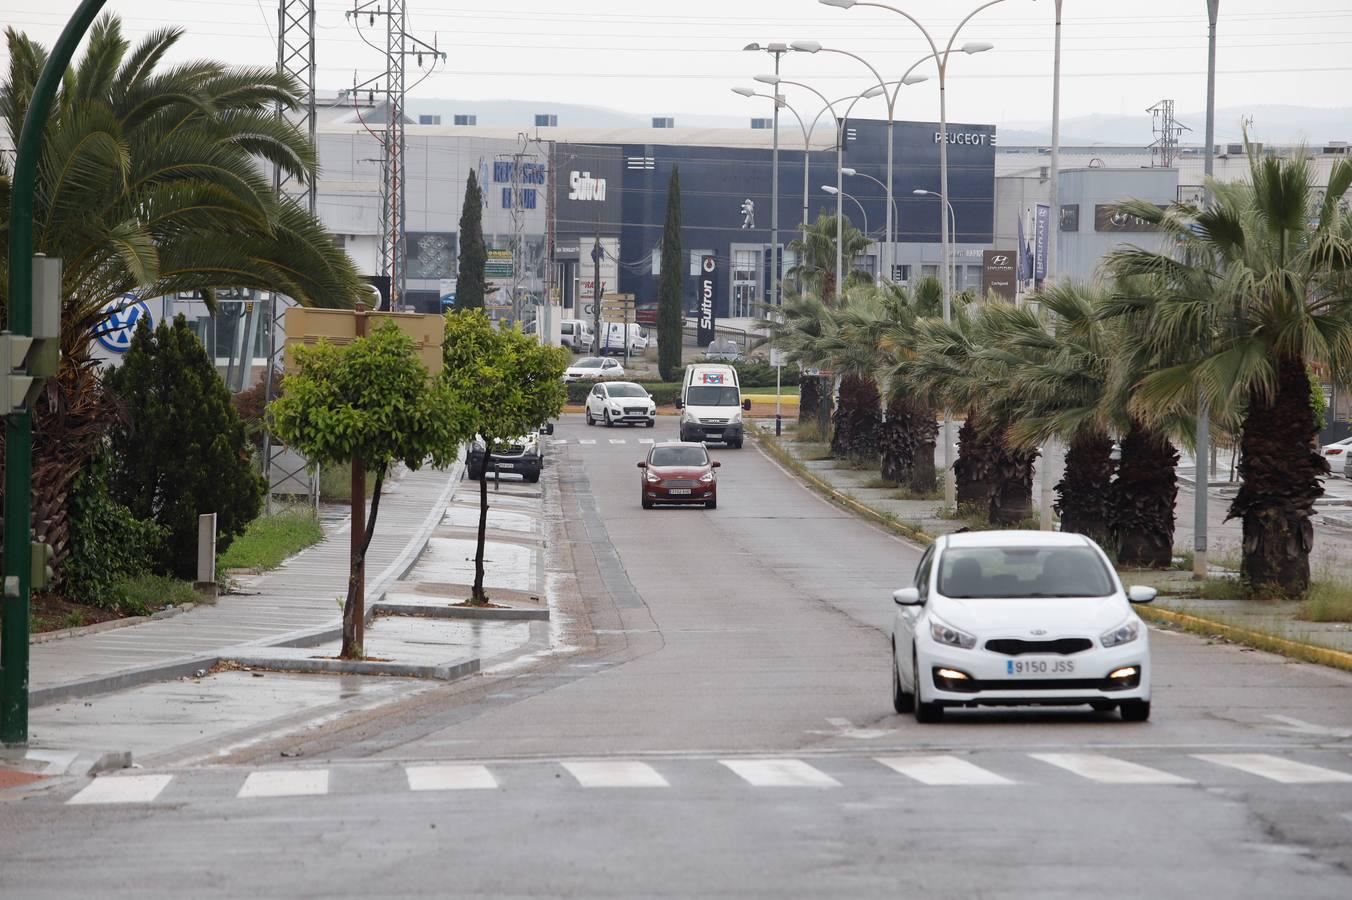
[30,541,54,591]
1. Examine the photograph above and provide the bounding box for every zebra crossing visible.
[63,751,1352,806]
[556,438,654,446]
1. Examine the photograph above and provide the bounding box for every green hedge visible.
[668,358,801,388]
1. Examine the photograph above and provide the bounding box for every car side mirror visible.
[742,399,752,411]
[637,461,647,469]
[545,423,555,435]
[893,587,923,606]
[1127,585,1157,604]
[674,398,684,409]
[711,461,721,468]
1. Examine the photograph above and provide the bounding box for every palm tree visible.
[0,17,365,579]
[786,213,873,305]
[877,277,945,493]
[1106,147,1352,596]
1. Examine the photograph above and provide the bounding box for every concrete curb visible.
[753,431,934,547]
[29,601,200,645]
[375,601,550,621]
[31,656,221,708]
[221,654,480,682]
[1140,606,1352,673]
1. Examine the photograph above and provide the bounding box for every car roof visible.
[940,530,1094,550]
[650,441,707,449]
[601,381,642,389]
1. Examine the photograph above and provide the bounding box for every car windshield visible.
[649,447,709,467]
[574,358,603,368]
[937,546,1115,599]
[686,386,740,406]
[607,384,647,398]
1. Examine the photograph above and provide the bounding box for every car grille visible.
[624,406,647,415]
[702,418,729,424]
[496,444,525,455]
[985,638,1093,656]
[662,479,699,488]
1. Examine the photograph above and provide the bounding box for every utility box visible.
[283,307,444,375]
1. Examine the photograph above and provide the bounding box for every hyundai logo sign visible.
[92,295,153,353]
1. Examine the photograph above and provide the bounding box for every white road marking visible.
[405,765,498,791]
[562,761,669,788]
[721,759,840,787]
[876,755,1014,786]
[1193,754,1352,784]
[806,717,895,740]
[578,439,597,445]
[1264,715,1352,739]
[1031,753,1193,785]
[550,439,569,446]
[68,774,173,805]
[608,439,626,445]
[639,438,655,444]
[237,769,330,798]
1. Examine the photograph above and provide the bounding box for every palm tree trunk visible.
[1055,431,1116,546]
[880,395,937,493]
[1113,420,1178,568]
[954,415,989,510]
[954,414,1035,524]
[831,373,882,462]
[1231,355,1324,597]
[799,376,822,427]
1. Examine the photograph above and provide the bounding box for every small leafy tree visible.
[443,311,567,604]
[658,168,685,381]
[270,323,469,657]
[456,169,487,310]
[104,316,263,580]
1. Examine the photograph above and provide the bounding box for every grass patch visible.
[835,457,879,471]
[862,477,900,490]
[801,447,834,461]
[112,575,199,617]
[319,463,375,502]
[891,486,943,502]
[794,421,824,443]
[1172,550,1195,572]
[219,507,325,572]
[1299,581,1352,622]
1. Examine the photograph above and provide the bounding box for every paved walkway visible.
[29,463,461,704]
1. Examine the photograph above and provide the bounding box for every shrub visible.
[104,316,265,580]
[671,358,802,388]
[218,508,324,571]
[111,574,200,617]
[65,446,166,609]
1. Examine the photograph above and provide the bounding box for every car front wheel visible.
[891,643,914,714]
[604,411,614,427]
[586,408,595,426]
[913,648,943,723]
[1120,699,1151,722]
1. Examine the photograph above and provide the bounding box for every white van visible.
[677,363,750,448]
[560,319,594,353]
[599,322,647,356]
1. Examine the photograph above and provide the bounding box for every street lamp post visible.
[1195,0,1220,580]
[1040,0,1065,532]
[913,189,956,293]
[842,167,901,281]
[821,0,1008,509]
[823,185,870,246]
[744,43,793,309]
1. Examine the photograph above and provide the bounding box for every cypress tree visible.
[456,169,487,310]
[657,167,685,381]
[104,316,264,580]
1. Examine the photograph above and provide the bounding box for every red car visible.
[638,442,720,509]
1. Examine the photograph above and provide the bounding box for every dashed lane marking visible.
[406,765,498,791]
[1192,754,1352,784]
[237,769,330,798]
[1030,753,1194,785]
[721,759,840,788]
[67,774,173,805]
[876,755,1015,786]
[562,760,669,788]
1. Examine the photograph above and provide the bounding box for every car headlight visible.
[611,405,623,414]
[1101,619,1140,648]
[699,472,715,483]
[645,473,661,483]
[730,410,743,424]
[929,616,977,650]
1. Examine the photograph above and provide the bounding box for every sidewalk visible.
[28,462,462,706]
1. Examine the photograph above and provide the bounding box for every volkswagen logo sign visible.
[92,295,153,353]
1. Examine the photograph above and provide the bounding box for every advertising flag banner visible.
[1034,204,1051,282]
[697,255,718,347]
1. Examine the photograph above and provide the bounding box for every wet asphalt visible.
[4,413,1352,899]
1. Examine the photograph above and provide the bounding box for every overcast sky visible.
[5,0,1351,131]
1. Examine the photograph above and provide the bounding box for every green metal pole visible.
[2,0,107,748]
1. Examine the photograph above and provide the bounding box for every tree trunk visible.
[953,414,1035,524]
[1230,355,1325,598]
[472,448,491,604]
[879,394,937,494]
[1113,421,1178,569]
[1055,431,1117,547]
[799,376,822,427]
[954,416,989,510]
[342,466,385,659]
[830,373,882,462]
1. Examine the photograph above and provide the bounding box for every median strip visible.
[1138,606,1352,674]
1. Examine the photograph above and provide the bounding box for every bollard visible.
[195,512,217,598]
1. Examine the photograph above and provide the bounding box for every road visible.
[4,413,1352,898]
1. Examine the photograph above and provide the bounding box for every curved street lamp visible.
[822,185,870,245]
[842,167,901,276]
[821,0,1009,508]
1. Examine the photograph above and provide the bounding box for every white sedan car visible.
[585,381,656,427]
[564,357,624,382]
[891,531,1155,723]
[1322,436,1352,476]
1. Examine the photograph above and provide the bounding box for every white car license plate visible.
[668,488,691,495]
[497,462,514,469]
[1006,658,1075,676]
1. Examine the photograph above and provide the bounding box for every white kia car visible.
[585,381,656,427]
[891,531,1155,723]
[1322,436,1352,477]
